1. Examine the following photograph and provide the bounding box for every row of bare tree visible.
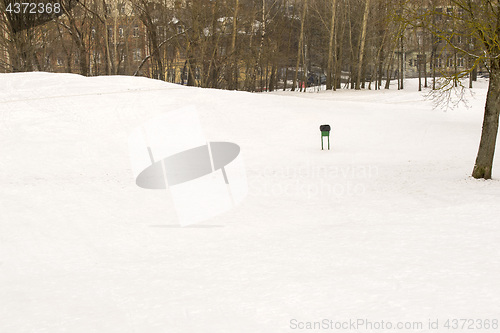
[1,0,482,91]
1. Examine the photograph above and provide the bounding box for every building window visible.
[435,7,443,20]
[91,28,96,39]
[108,27,113,40]
[167,68,176,82]
[56,58,63,66]
[435,57,442,68]
[133,49,141,61]
[417,32,423,45]
[446,57,454,67]
[118,27,124,38]
[417,54,425,68]
[157,26,165,38]
[457,57,465,67]
[119,4,125,15]
[105,4,111,15]
[133,26,139,37]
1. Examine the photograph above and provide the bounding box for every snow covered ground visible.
[0,73,499,332]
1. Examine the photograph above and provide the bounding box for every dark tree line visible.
[2,0,481,90]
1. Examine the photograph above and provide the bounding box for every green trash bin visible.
[320,124,331,150]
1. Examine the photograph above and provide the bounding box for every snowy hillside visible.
[1,72,499,332]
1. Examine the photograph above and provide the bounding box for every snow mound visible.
[0,72,499,332]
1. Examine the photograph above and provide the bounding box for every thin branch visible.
[133,28,190,77]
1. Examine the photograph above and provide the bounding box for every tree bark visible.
[472,61,500,179]
[399,33,404,90]
[326,0,337,90]
[252,0,267,92]
[335,3,347,90]
[385,53,394,89]
[356,0,370,90]
[292,0,307,91]
[229,0,239,90]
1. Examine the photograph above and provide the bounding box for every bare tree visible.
[459,0,500,179]
[412,0,500,179]
[326,0,338,90]
[292,0,307,91]
[355,0,370,90]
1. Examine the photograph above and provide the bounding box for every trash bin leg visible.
[328,136,330,150]
[321,136,323,150]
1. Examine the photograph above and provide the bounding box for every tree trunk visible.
[244,6,256,91]
[347,0,354,89]
[326,0,337,90]
[62,6,89,76]
[11,32,30,72]
[292,0,307,91]
[469,56,473,88]
[385,53,394,89]
[78,43,89,76]
[356,0,370,90]
[269,63,276,92]
[252,0,267,92]
[335,5,347,90]
[399,33,404,90]
[102,0,113,76]
[423,36,427,88]
[432,45,436,90]
[230,0,239,90]
[418,54,422,91]
[472,62,500,179]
